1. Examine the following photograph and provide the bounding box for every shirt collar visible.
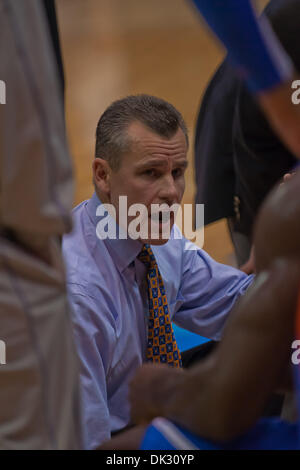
[86,192,143,273]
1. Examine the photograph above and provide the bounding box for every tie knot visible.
[138,243,156,268]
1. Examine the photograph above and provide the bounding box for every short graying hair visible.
[95,94,188,171]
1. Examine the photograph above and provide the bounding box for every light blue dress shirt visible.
[62,192,253,449]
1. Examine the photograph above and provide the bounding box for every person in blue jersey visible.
[190,0,300,160]
[100,168,300,450]
[194,0,300,271]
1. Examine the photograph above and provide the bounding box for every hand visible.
[129,363,185,425]
[240,172,295,275]
[240,172,296,274]
[280,172,296,186]
[240,245,255,274]
[98,425,147,450]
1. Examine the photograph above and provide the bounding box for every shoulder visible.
[62,200,117,293]
[267,257,300,299]
[63,199,90,255]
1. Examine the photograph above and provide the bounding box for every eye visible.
[143,169,157,178]
[172,168,183,178]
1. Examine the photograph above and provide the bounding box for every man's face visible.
[105,121,188,245]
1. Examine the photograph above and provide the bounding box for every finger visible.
[283,173,291,182]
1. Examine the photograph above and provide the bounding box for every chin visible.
[140,235,171,246]
[142,220,174,246]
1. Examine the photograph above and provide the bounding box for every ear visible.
[93,158,111,199]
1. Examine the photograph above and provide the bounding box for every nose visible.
[157,173,179,204]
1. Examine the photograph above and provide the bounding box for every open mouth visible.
[149,212,171,224]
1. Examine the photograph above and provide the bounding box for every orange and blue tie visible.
[138,244,182,368]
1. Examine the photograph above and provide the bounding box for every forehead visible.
[123,121,188,166]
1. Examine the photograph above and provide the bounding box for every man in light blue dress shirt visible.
[62,95,253,449]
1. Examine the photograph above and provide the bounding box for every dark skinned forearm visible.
[158,259,300,441]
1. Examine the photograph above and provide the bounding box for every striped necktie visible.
[138,244,182,367]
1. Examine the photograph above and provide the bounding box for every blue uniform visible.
[140,417,299,450]
[191,0,293,92]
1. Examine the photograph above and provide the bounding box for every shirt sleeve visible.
[190,0,293,92]
[67,286,116,449]
[173,243,254,340]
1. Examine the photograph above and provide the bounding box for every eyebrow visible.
[136,159,189,170]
